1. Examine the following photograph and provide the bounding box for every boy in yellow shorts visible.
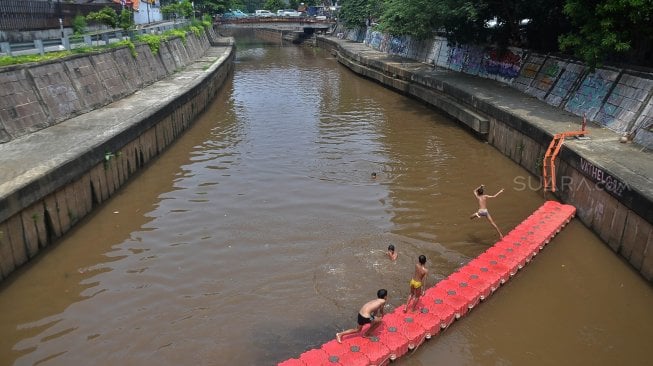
[404,255,428,313]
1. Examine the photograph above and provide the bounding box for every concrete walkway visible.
[0,43,234,224]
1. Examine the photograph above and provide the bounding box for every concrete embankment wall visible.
[254,29,283,43]
[316,36,653,282]
[0,28,235,281]
[0,29,219,143]
[334,26,653,149]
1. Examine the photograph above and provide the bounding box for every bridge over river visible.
[216,16,335,33]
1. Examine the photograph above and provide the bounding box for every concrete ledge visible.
[334,46,489,137]
[0,30,235,281]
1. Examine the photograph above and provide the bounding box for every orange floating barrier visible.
[278,358,304,366]
[435,277,482,310]
[382,312,428,350]
[279,201,576,366]
[411,307,442,339]
[451,267,494,300]
[425,283,470,318]
[375,326,409,361]
[342,337,390,366]
[420,295,457,329]
[321,339,369,366]
[298,348,330,365]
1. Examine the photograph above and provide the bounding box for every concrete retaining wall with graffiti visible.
[336,25,653,147]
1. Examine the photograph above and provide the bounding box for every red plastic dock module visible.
[279,201,576,365]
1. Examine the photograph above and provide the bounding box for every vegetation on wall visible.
[0,23,207,67]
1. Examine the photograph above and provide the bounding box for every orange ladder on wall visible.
[542,116,589,194]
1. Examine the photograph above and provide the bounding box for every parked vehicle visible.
[277,9,302,17]
[254,10,274,17]
[223,9,248,19]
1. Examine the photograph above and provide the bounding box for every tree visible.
[376,0,569,49]
[264,0,285,12]
[86,6,117,29]
[72,14,87,35]
[118,9,135,31]
[231,0,246,11]
[86,6,118,45]
[377,0,438,39]
[339,0,384,28]
[193,0,230,14]
[559,0,653,69]
[162,0,194,20]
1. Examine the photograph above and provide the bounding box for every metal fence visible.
[0,0,121,31]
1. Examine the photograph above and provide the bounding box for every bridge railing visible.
[216,16,335,26]
[0,21,189,57]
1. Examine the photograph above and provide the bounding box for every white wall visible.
[134,1,163,25]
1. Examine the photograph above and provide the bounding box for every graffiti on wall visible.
[434,39,450,68]
[461,45,484,77]
[480,48,523,82]
[365,30,384,50]
[529,59,563,99]
[595,74,653,133]
[578,157,628,197]
[545,63,584,107]
[513,54,546,92]
[634,99,653,131]
[347,26,653,148]
[447,45,465,72]
[388,36,409,57]
[564,69,619,120]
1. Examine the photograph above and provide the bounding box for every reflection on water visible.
[0,35,651,366]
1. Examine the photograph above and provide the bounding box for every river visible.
[0,34,651,366]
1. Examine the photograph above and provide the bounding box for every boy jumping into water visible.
[470,184,504,238]
[404,255,428,313]
[336,289,387,343]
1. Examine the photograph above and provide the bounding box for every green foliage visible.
[164,28,189,43]
[201,14,213,27]
[136,34,163,54]
[189,25,203,37]
[161,3,178,17]
[377,0,436,39]
[231,0,246,12]
[0,52,73,67]
[179,0,194,17]
[163,0,195,19]
[118,9,135,31]
[194,0,230,14]
[339,0,384,28]
[72,14,87,35]
[264,0,285,12]
[111,40,137,58]
[559,0,653,70]
[86,6,118,29]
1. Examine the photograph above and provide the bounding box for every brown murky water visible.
[1,36,652,366]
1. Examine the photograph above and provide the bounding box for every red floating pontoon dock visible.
[279,201,576,366]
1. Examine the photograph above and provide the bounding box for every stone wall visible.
[0,28,235,281]
[0,30,213,143]
[332,25,653,148]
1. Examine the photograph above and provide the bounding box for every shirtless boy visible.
[386,244,397,261]
[404,255,428,313]
[336,289,388,343]
[470,184,504,238]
